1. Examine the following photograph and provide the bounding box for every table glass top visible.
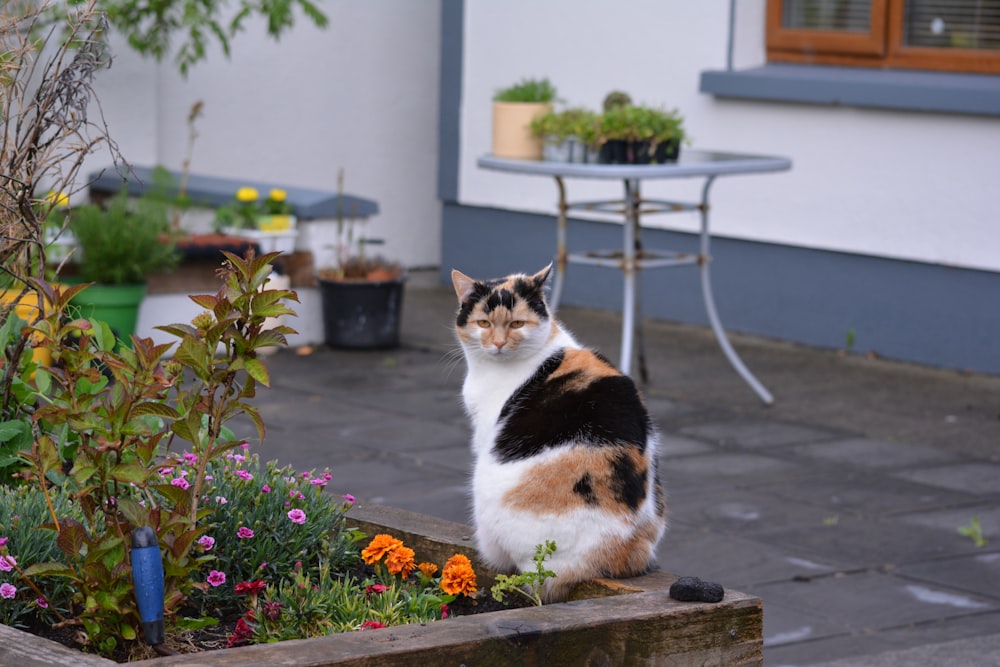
[478,149,792,180]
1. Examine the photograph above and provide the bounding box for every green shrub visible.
[493,77,557,103]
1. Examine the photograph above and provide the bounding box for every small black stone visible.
[669,576,725,603]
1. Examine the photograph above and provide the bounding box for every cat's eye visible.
[509,320,526,329]
[477,320,491,328]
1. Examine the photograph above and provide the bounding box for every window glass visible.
[782,0,873,31]
[902,0,1000,50]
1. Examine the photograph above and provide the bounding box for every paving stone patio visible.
[238,275,1000,666]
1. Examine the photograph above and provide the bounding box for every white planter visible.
[221,227,299,254]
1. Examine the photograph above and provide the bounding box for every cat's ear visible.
[451,269,479,303]
[532,263,553,288]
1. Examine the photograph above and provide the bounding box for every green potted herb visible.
[531,107,599,163]
[67,184,181,338]
[491,77,557,160]
[597,105,686,164]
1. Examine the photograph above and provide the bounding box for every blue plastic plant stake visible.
[131,526,165,645]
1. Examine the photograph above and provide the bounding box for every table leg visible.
[620,179,639,376]
[631,180,649,383]
[550,176,568,313]
[698,176,774,405]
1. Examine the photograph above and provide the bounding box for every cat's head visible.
[451,265,553,361]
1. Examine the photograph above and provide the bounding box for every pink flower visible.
[261,484,271,493]
[198,535,215,550]
[343,494,355,504]
[0,555,16,572]
[183,452,198,465]
[36,597,49,609]
[215,495,228,505]
[0,536,8,547]
[259,562,268,570]
[287,509,307,524]
[241,442,250,451]
[237,527,255,539]
[323,472,333,481]
[170,477,190,490]
[235,470,253,481]
[207,570,227,587]
[365,584,388,595]
[309,478,327,487]
[0,583,15,599]
[440,604,449,619]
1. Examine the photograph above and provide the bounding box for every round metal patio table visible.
[477,149,792,405]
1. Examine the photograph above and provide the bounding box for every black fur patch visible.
[513,277,548,319]
[456,282,491,327]
[609,449,647,511]
[573,473,598,505]
[494,351,651,463]
[484,288,516,313]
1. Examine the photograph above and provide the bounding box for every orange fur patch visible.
[502,446,649,517]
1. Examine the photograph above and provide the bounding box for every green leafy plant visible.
[958,517,988,548]
[7,249,298,655]
[188,453,360,614]
[490,540,557,606]
[69,184,181,285]
[37,0,328,77]
[493,77,558,103]
[602,90,633,111]
[226,534,480,646]
[530,107,599,143]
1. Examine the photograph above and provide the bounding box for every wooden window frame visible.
[767,0,1000,74]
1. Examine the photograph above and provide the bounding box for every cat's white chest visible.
[461,362,533,455]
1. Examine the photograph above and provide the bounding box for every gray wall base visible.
[441,203,1000,375]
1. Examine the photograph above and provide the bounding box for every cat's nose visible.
[494,340,506,350]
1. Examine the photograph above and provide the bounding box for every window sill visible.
[699,63,1000,116]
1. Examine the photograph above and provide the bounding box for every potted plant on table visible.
[316,170,405,349]
[65,185,181,339]
[530,107,599,163]
[491,77,558,160]
[215,186,299,254]
[597,104,686,165]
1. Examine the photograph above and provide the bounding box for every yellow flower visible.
[45,191,70,208]
[361,534,403,565]
[440,553,478,597]
[384,545,415,578]
[417,562,438,578]
[268,188,287,202]
[236,186,259,203]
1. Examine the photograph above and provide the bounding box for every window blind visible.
[903,0,1000,50]
[782,0,872,32]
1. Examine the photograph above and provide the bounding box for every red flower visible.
[235,579,267,596]
[365,583,388,595]
[226,611,256,648]
[361,620,387,630]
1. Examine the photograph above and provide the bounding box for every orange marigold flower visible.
[440,553,478,596]
[361,534,403,565]
[385,545,416,578]
[417,562,439,578]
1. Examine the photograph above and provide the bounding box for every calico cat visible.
[451,264,667,602]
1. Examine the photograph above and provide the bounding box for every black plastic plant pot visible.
[319,276,406,349]
[599,139,681,164]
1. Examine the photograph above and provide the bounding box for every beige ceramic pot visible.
[491,101,552,160]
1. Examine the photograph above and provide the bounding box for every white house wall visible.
[458,0,1000,274]
[89,0,443,269]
